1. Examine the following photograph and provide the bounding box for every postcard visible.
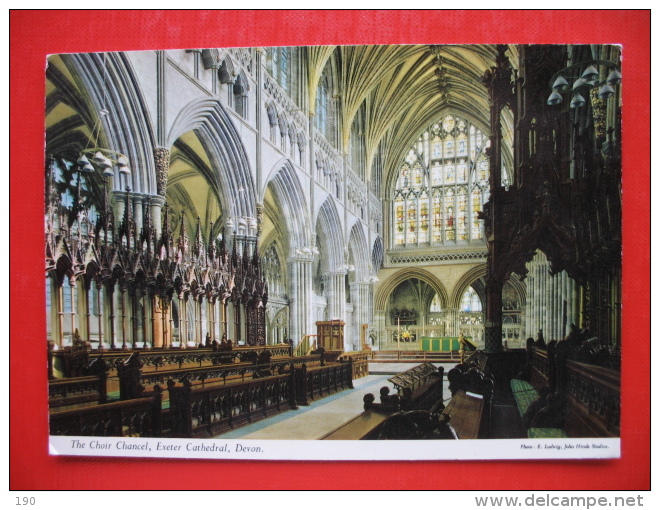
[41,40,626,462]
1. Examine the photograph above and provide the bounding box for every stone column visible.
[79,279,90,343]
[150,195,166,237]
[373,310,386,350]
[113,193,126,228]
[255,48,264,196]
[144,287,154,349]
[133,195,145,233]
[288,255,314,347]
[153,146,170,236]
[210,64,219,95]
[161,295,170,348]
[179,293,188,347]
[222,299,228,342]
[350,280,370,350]
[209,298,216,343]
[324,269,347,320]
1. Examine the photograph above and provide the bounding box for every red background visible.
[10,10,650,490]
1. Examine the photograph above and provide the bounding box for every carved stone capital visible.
[154,147,170,197]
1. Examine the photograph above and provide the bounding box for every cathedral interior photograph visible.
[44,43,621,443]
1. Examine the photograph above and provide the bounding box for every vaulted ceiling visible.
[305,44,518,187]
[45,45,518,212]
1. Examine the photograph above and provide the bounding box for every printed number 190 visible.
[16,498,35,506]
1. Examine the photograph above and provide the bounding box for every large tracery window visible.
[392,115,495,247]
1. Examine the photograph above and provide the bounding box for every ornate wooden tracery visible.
[481,45,621,351]
[45,157,269,349]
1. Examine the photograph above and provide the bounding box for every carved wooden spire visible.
[176,210,188,256]
[193,215,204,259]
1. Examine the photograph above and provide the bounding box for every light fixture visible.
[93,151,113,170]
[547,91,563,106]
[571,78,590,92]
[547,58,621,109]
[580,65,599,86]
[551,75,569,93]
[77,154,95,172]
[606,69,622,86]
[78,148,132,178]
[598,84,615,100]
[77,102,132,178]
[117,156,131,175]
[570,93,586,109]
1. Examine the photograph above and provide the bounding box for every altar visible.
[420,336,474,352]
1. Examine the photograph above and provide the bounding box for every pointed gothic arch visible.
[315,196,344,273]
[450,264,487,309]
[263,160,310,253]
[375,268,448,312]
[347,221,370,280]
[64,52,157,195]
[372,236,384,273]
[166,98,256,220]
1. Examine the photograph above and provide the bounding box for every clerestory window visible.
[392,114,494,247]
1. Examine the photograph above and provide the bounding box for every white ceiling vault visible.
[45,44,518,239]
[304,44,517,186]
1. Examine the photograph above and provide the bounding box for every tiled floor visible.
[215,363,454,440]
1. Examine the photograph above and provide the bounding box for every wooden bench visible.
[444,363,495,438]
[49,374,108,409]
[49,357,110,409]
[320,364,446,440]
[339,351,370,379]
[441,390,486,439]
[51,344,294,378]
[167,372,296,438]
[293,362,354,406]
[320,409,392,440]
[322,400,457,441]
[167,359,354,437]
[527,347,620,438]
[49,392,162,437]
[115,351,326,400]
[388,362,445,411]
[510,379,540,418]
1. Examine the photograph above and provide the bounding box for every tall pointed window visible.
[392,115,497,247]
[316,75,328,135]
[268,47,292,94]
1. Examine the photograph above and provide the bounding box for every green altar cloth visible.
[420,336,472,351]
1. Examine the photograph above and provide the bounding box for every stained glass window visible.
[392,114,491,247]
[457,188,468,241]
[419,191,429,243]
[432,192,442,243]
[395,194,405,245]
[471,188,483,239]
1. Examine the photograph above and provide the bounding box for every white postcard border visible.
[49,436,620,461]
